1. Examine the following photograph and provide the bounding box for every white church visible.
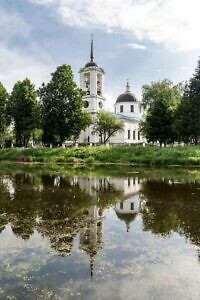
[78,37,145,145]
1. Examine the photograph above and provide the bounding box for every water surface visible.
[0,165,199,299]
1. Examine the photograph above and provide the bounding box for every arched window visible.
[138,131,140,141]
[130,105,134,112]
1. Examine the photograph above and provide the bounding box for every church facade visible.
[78,38,145,145]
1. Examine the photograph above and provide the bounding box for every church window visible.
[128,178,130,186]
[120,105,123,113]
[133,130,135,140]
[130,105,134,112]
[97,81,101,96]
[128,130,131,139]
[120,202,123,209]
[130,202,134,210]
[138,131,141,141]
[84,101,89,108]
[99,101,103,109]
[87,136,90,143]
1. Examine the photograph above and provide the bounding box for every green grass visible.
[1,145,200,166]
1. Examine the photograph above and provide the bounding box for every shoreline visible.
[1,145,200,167]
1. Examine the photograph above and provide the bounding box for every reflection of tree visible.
[37,176,93,256]
[0,173,38,239]
[141,180,200,246]
[0,172,121,257]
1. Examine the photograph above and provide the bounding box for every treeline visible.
[140,59,200,146]
[0,59,200,148]
[0,65,91,148]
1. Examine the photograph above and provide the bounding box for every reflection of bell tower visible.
[79,205,104,278]
[79,35,106,114]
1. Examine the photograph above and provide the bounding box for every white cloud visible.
[0,10,54,91]
[124,43,146,50]
[30,0,200,52]
[30,0,55,5]
[0,45,53,92]
[0,10,31,42]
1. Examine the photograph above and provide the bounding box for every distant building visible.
[78,36,145,145]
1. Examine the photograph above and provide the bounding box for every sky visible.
[0,0,200,110]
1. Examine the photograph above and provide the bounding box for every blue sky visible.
[0,0,199,109]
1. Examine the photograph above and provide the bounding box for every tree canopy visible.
[39,64,91,145]
[140,79,183,146]
[0,82,9,148]
[8,79,39,147]
[175,59,200,144]
[93,111,123,144]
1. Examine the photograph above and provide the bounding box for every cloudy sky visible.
[0,0,200,109]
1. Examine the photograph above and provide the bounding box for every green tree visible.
[142,79,182,109]
[8,79,39,147]
[140,80,182,146]
[176,59,200,144]
[39,64,91,146]
[0,82,9,148]
[93,111,123,144]
[175,95,193,144]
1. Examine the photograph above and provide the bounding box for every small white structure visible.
[78,37,145,145]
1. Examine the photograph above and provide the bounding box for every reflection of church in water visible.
[114,177,145,232]
[1,173,145,278]
[76,176,145,276]
[79,205,104,278]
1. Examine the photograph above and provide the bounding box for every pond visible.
[0,164,200,299]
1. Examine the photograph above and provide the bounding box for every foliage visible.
[2,145,200,166]
[39,65,91,146]
[8,79,39,147]
[140,79,183,145]
[142,79,182,109]
[92,111,123,144]
[175,59,200,144]
[0,82,9,147]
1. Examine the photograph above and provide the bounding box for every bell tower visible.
[79,35,106,115]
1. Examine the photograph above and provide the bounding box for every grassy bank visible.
[1,145,200,166]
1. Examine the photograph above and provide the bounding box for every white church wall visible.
[109,119,143,144]
[115,101,141,116]
[109,177,141,196]
[115,194,141,214]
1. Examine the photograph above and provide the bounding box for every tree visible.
[39,64,91,146]
[174,95,193,144]
[93,111,123,144]
[175,59,200,144]
[142,79,182,109]
[8,79,39,147]
[140,80,182,146]
[0,83,9,148]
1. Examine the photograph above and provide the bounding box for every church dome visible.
[115,212,138,232]
[116,81,138,103]
[116,93,137,103]
[85,61,98,68]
